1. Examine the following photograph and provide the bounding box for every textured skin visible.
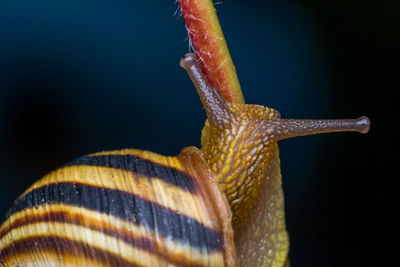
[201,104,281,229]
[182,53,290,266]
[235,145,289,267]
[201,103,289,266]
[0,149,235,267]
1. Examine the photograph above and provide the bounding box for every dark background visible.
[0,1,396,266]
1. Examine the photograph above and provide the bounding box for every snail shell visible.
[0,147,237,266]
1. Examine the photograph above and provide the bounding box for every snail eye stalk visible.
[268,116,370,141]
[180,53,232,127]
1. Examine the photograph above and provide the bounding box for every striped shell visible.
[0,52,370,267]
[0,147,237,266]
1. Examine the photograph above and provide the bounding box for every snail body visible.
[0,53,370,267]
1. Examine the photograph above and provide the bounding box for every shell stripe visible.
[5,182,224,252]
[0,206,216,267]
[0,221,175,267]
[0,211,167,262]
[65,154,196,192]
[1,237,141,267]
[17,164,216,229]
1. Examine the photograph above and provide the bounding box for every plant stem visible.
[178,0,245,104]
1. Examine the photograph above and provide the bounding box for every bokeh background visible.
[0,0,397,266]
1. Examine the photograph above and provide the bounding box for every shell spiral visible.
[0,148,236,267]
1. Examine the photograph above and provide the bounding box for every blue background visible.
[0,0,396,266]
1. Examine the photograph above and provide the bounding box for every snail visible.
[0,53,370,267]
